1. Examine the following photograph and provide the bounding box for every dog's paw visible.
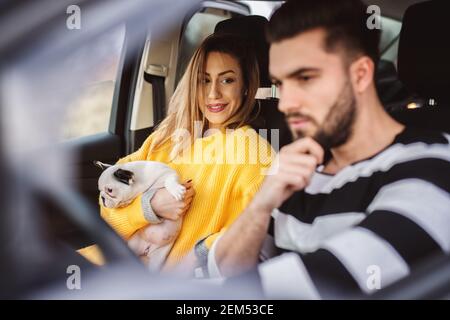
[167,183,186,201]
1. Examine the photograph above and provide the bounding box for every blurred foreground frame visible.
[0,0,262,299]
[0,0,449,300]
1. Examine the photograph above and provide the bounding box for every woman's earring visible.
[244,90,248,96]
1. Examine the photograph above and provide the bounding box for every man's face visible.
[269,28,356,149]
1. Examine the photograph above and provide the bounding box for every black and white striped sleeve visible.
[208,194,450,299]
[257,171,450,298]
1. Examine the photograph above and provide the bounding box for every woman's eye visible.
[221,78,235,84]
[200,78,210,84]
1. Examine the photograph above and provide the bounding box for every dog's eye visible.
[114,169,134,185]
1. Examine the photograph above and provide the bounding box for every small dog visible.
[95,160,186,271]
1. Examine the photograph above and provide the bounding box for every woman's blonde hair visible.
[148,33,260,160]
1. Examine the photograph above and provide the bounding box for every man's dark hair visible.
[267,0,381,66]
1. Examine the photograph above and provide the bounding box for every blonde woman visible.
[80,34,274,272]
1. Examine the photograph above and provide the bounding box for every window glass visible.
[61,25,125,140]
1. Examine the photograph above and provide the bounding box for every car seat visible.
[395,0,450,133]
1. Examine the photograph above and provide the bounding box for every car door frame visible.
[123,0,251,155]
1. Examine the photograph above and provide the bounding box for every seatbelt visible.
[144,64,168,126]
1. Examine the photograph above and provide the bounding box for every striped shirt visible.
[209,127,450,299]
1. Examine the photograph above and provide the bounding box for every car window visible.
[380,16,402,64]
[240,0,283,17]
[61,25,125,140]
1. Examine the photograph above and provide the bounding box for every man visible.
[200,0,450,298]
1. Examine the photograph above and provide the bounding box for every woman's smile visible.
[206,103,228,113]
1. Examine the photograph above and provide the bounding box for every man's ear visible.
[94,161,112,171]
[349,56,375,94]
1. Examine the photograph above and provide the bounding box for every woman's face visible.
[198,51,245,130]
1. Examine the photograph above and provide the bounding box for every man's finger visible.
[285,137,325,164]
[278,171,308,191]
[279,165,313,183]
[280,154,319,171]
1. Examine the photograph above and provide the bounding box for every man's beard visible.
[287,80,357,150]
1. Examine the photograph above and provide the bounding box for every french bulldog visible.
[95,160,186,271]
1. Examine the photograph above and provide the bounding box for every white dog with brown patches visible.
[95,160,186,271]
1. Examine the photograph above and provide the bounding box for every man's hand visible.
[253,137,324,212]
[214,138,322,276]
[214,138,324,277]
[151,180,195,220]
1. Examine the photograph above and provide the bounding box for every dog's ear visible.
[113,169,135,185]
[94,161,112,171]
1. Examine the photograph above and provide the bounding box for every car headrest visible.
[214,15,271,87]
[398,0,450,104]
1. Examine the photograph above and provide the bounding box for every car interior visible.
[0,0,448,299]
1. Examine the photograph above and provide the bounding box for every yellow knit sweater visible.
[79,125,273,269]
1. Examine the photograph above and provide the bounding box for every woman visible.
[80,33,274,271]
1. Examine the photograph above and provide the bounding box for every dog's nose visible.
[107,188,113,194]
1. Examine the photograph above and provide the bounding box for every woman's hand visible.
[150,180,195,220]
